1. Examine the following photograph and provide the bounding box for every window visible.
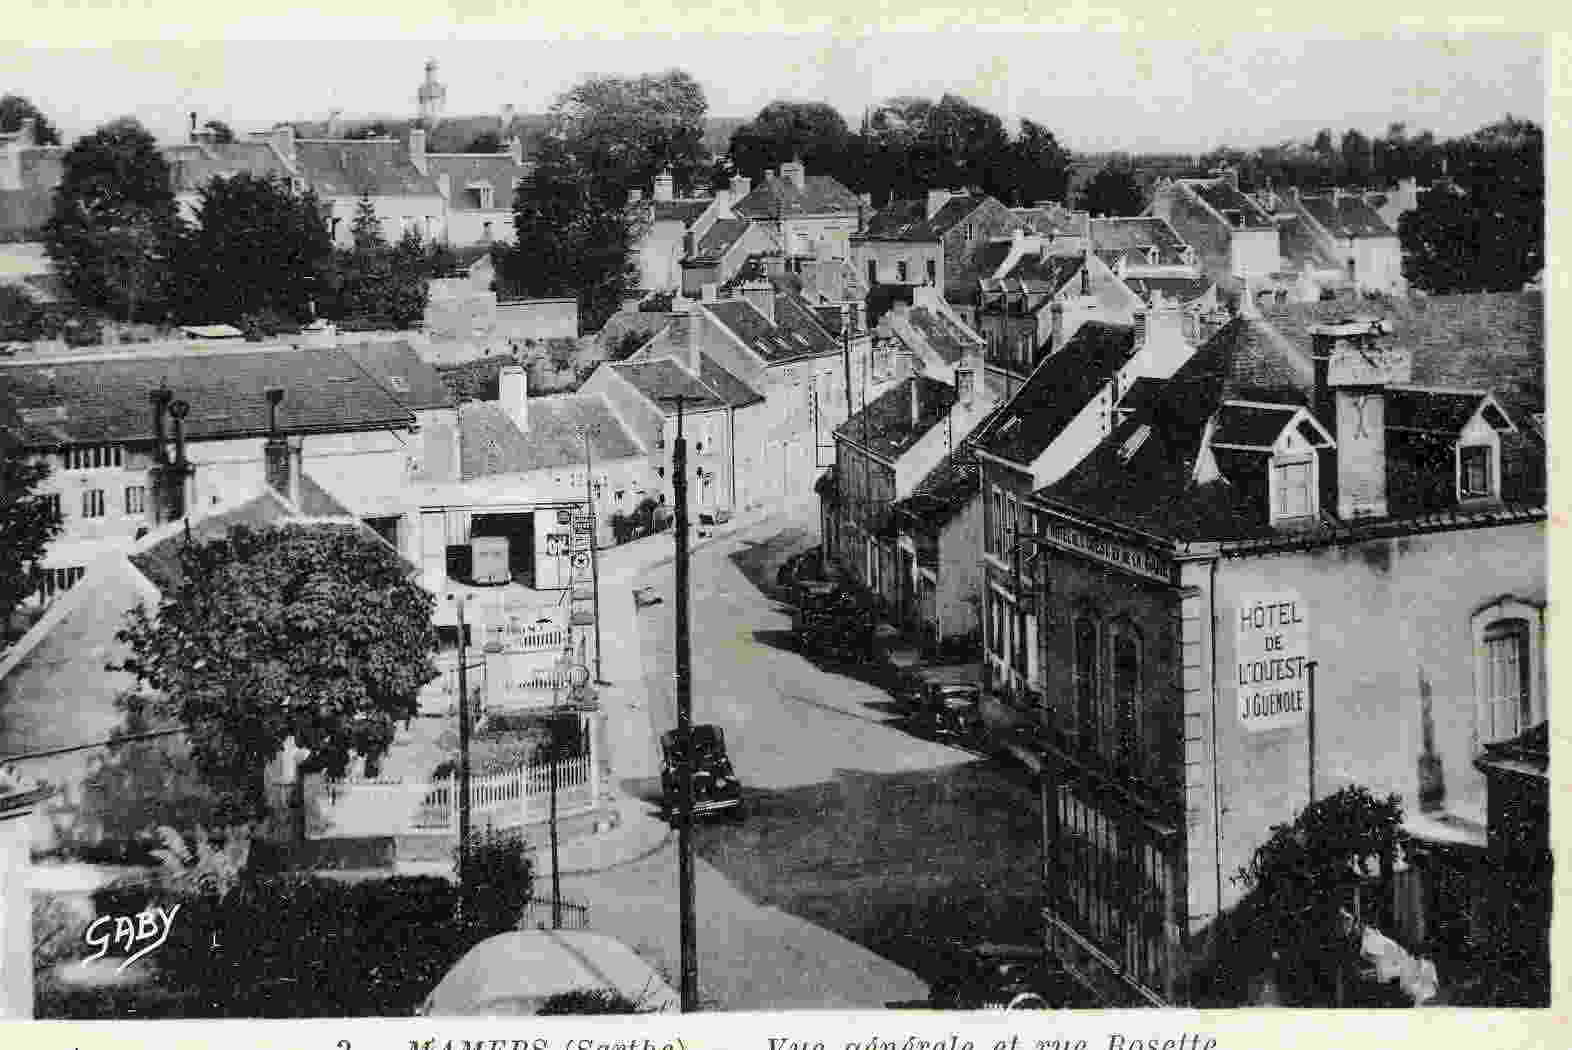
[1459,445,1493,500]
[1272,458,1315,521]
[1472,599,1544,749]
[867,260,877,285]
[926,259,937,285]
[1112,626,1142,771]
[896,260,909,283]
[81,489,105,518]
[42,492,61,519]
[124,485,146,515]
[1074,616,1100,754]
[36,565,85,603]
[482,221,493,241]
[956,368,974,402]
[65,445,124,471]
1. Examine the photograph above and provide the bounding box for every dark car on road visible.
[659,724,743,819]
[925,941,1091,1010]
[909,664,983,739]
[776,546,848,595]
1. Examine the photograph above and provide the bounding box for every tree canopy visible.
[0,93,62,145]
[1077,165,1146,217]
[325,194,435,329]
[550,70,710,197]
[117,524,438,821]
[728,101,853,188]
[0,444,64,640]
[43,117,182,322]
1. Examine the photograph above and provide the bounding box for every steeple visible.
[417,58,447,124]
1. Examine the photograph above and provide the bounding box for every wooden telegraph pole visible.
[665,393,700,1012]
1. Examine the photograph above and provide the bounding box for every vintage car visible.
[659,724,743,819]
[925,941,1088,1010]
[910,664,983,738]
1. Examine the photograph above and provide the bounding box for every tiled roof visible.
[611,357,726,412]
[980,253,1085,306]
[1123,275,1216,306]
[338,339,456,411]
[734,173,861,218]
[705,294,838,363]
[596,310,671,355]
[1186,315,1315,405]
[0,345,415,447]
[293,140,441,197]
[771,293,840,357]
[1183,178,1275,229]
[860,194,990,242]
[695,354,765,408]
[162,142,292,194]
[459,395,644,478]
[652,199,714,226]
[834,375,958,460]
[690,218,751,263]
[1210,402,1303,448]
[889,306,983,366]
[894,442,981,525]
[973,322,1138,466]
[978,238,1017,276]
[424,154,530,211]
[1297,193,1395,239]
[1091,217,1190,265]
[1384,388,1496,434]
[1010,205,1086,236]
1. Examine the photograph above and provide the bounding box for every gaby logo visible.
[84,904,181,973]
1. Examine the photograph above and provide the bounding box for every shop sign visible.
[1038,517,1176,584]
[1236,591,1310,732]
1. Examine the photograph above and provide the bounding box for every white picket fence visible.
[320,754,598,836]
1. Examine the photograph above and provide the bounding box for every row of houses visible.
[816,269,1546,1004]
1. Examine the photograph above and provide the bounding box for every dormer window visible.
[1458,444,1495,501]
[1272,458,1315,520]
[1145,246,1160,266]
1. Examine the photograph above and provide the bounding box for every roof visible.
[460,395,644,478]
[981,252,1086,300]
[704,295,838,363]
[860,194,991,242]
[1090,217,1190,265]
[1210,402,1310,449]
[1010,205,1087,236]
[1297,193,1395,239]
[337,339,455,411]
[1274,214,1331,270]
[894,442,981,525]
[834,374,957,460]
[162,141,292,194]
[651,199,713,226]
[887,305,983,366]
[292,139,441,197]
[1123,275,1216,306]
[1181,178,1275,229]
[0,345,416,447]
[695,353,764,408]
[733,173,861,219]
[1384,388,1502,435]
[610,357,726,412]
[689,218,751,263]
[422,930,679,1016]
[424,153,530,211]
[973,322,1138,465]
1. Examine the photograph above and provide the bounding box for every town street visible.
[560,512,1046,1010]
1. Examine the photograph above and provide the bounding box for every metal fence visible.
[519,894,592,931]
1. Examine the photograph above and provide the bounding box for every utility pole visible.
[580,427,605,685]
[448,593,474,905]
[665,393,700,1013]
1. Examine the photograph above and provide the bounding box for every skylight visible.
[1119,424,1152,464]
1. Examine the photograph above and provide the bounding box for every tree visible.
[328,194,435,329]
[1340,128,1372,185]
[550,70,710,196]
[176,173,333,325]
[43,117,182,321]
[1077,165,1145,217]
[728,100,855,184]
[496,138,642,332]
[1004,118,1072,205]
[116,524,438,822]
[202,120,235,145]
[0,443,64,638]
[0,93,62,145]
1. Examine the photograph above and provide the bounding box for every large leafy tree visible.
[43,117,182,321]
[550,69,710,196]
[0,443,64,639]
[0,93,62,145]
[1002,118,1072,205]
[728,101,855,185]
[176,172,333,326]
[496,138,642,333]
[116,524,438,822]
[1078,165,1146,217]
[328,193,432,329]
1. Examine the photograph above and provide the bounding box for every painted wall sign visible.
[1039,517,1176,584]
[1236,591,1310,732]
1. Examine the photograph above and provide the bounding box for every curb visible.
[548,823,675,878]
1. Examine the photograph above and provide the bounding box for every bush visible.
[459,827,533,932]
[537,988,657,1014]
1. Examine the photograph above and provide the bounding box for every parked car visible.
[926,941,1086,1010]
[910,664,983,738]
[418,930,679,1015]
[776,546,847,595]
[659,724,743,818]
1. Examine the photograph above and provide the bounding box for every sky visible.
[1,24,1545,155]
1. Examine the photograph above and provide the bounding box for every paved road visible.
[560,511,1046,1010]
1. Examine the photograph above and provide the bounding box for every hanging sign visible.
[1235,591,1311,732]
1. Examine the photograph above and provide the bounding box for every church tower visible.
[417,58,447,125]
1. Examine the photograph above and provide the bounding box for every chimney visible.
[165,398,192,523]
[781,158,806,190]
[653,169,675,203]
[926,189,951,220]
[740,279,774,325]
[730,175,752,199]
[910,377,921,427]
[264,388,291,498]
[955,364,975,407]
[408,126,427,174]
[189,112,198,143]
[682,231,695,258]
[1310,318,1407,521]
[499,364,528,432]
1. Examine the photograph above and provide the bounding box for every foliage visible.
[43,117,182,322]
[175,173,333,325]
[435,354,515,402]
[32,893,90,973]
[457,827,533,932]
[149,824,254,899]
[1078,166,1146,217]
[1233,786,1408,1006]
[496,137,643,333]
[0,93,63,145]
[550,69,711,197]
[537,989,657,1014]
[0,444,64,635]
[728,101,854,188]
[202,120,235,145]
[115,524,438,823]
[323,194,439,329]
